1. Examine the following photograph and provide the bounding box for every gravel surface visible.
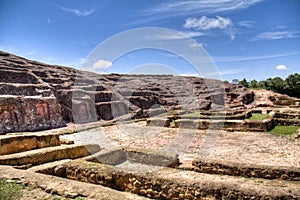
[61,121,300,168]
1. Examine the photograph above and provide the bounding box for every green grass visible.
[184,111,202,117]
[269,126,299,135]
[248,113,269,121]
[248,87,266,90]
[170,120,175,127]
[0,180,23,200]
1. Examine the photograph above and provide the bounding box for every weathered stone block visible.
[0,144,100,166]
[0,133,60,155]
[0,96,65,134]
[146,117,170,127]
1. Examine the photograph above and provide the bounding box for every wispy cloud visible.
[184,16,235,41]
[24,51,36,56]
[148,30,205,40]
[213,52,300,63]
[47,18,51,24]
[144,0,263,17]
[237,20,254,28]
[220,69,243,75]
[0,45,20,54]
[61,7,94,16]
[205,68,244,77]
[253,30,300,41]
[178,31,206,38]
[189,42,208,48]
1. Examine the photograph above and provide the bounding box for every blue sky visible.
[0,0,299,81]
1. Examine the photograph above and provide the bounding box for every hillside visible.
[0,51,285,134]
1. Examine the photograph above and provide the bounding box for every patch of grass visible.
[184,111,202,117]
[101,122,116,127]
[60,128,78,135]
[0,179,23,200]
[249,87,265,90]
[248,113,269,121]
[269,126,299,135]
[170,120,175,127]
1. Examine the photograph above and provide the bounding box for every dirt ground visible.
[62,121,300,168]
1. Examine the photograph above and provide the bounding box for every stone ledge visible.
[173,118,275,132]
[0,133,60,155]
[124,147,180,167]
[51,160,300,199]
[192,158,300,181]
[0,144,100,166]
[82,147,180,167]
[0,165,148,200]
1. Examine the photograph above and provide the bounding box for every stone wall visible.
[192,159,300,181]
[274,111,300,126]
[50,160,299,200]
[0,96,65,135]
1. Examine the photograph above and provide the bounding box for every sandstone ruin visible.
[0,51,299,199]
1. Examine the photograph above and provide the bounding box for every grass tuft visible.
[0,179,23,200]
[269,126,299,135]
[248,113,269,121]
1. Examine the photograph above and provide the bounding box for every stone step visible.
[0,133,60,155]
[51,160,300,199]
[191,158,300,181]
[0,144,100,166]
[0,165,149,200]
[82,147,179,167]
[27,159,72,173]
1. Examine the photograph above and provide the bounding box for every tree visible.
[239,78,249,88]
[285,73,300,98]
[269,77,287,94]
[250,79,258,88]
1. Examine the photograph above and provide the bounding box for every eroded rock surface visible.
[0,51,256,134]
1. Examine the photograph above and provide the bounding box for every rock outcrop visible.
[0,51,255,134]
[250,89,298,107]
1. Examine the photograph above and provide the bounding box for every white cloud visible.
[79,58,86,65]
[149,31,205,40]
[146,0,264,16]
[179,73,200,77]
[184,16,232,30]
[24,51,36,56]
[92,60,112,70]
[189,42,207,48]
[0,45,20,54]
[178,31,206,38]
[205,69,243,77]
[133,0,264,25]
[275,64,289,71]
[61,7,94,16]
[47,18,51,24]
[254,31,300,40]
[213,52,300,62]
[184,16,235,41]
[237,20,253,28]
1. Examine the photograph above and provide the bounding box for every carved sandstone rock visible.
[0,51,257,134]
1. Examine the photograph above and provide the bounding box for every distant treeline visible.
[230,73,300,98]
